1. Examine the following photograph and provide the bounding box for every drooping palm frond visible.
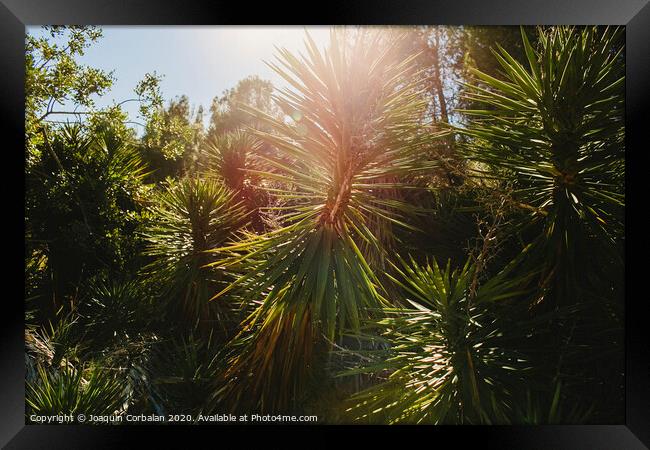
[343,251,538,424]
[142,178,247,333]
[208,28,443,412]
[456,26,624,306]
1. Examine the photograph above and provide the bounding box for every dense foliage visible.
[25,25,624,424]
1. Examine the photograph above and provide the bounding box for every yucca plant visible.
[343,252,537,424]
[145,334,220,416]
[78,277,153,350]
[457,26,624,307]
[26,364,128,420]
[142,177,247,334]
[447,25,625,423]
[202,130,261,191]
[201,130,271,231]
[208,28,440,412]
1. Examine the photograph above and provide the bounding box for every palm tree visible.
[201,130,270,231]
[457,26,624,308]
[142,177,247,335]
[343,253,536,424]
[339,25,624,425]
[78,277,153,350]
[208,28,442,412]
[459,26,625,418]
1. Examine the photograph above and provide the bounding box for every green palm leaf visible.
[343,251,536,424]
[27,364,128,420]
[142,177,247,333]
[456,26,624,306]
[209,28,442,412]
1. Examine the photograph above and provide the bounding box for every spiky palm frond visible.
[202,130,261,191]
[208,29,442,412]
[142,178,247,332]
[457,26,624,306]
[211,222,384,413]
[201,130,272,231]
[26,364,128,420]
[143,334,220,416]
[78,277,153,349]
[344,252,537,424]
[100,131,150,187]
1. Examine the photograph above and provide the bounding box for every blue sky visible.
[27,26,332,131]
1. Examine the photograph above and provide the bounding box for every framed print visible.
[2,0,649,448]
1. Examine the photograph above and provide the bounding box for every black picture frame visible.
[2,1,648,448]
